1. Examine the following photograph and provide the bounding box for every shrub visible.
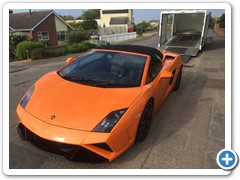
[31,40,110,60]
[87,39,110,47]
[48,47,68,57]
[31,48,47,60]
[80,41,97,49]
[67,31,89,45]
[67,45,80,54]
[81,19,98,30]
[134,25,142,35]
[77,43,88,52]
[68,22,83,30]
[9,32,28,52]
[31,47,68,60]
[16,41,44,60]
[145,27,157,31]
[67,41,96,54]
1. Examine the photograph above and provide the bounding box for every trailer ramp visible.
[162,34,201,63]
[166,46,199,63]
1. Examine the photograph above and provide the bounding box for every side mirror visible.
[66,57,74,64]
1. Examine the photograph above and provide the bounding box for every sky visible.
[12,9,225,24]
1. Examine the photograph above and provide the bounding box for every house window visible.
[37,31,49,41]
[57,31,66,41]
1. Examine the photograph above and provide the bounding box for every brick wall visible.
[32,14,58,46]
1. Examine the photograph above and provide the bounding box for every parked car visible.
[17,45,183,162]
[90,34,100,40]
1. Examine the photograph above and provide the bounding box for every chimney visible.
[29,9,32,15]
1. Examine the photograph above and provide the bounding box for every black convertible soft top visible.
[98,45,163,60]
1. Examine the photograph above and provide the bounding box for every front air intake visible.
[93,143,113,152]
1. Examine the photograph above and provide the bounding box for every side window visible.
[146,55,163,84]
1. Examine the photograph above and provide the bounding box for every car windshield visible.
[58,50,147,88]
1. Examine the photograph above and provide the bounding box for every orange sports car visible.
[17,45,183,162]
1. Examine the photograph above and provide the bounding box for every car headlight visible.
[93,108,127,133]
[20,85,35,109]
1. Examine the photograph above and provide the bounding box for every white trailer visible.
[158,10,210,63]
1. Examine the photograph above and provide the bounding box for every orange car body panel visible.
[17,48,183,161]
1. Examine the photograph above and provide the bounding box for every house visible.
[149,20,159,28]
[100,9,133,31]
[9,10,74,46]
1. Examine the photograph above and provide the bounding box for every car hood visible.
[26,72,143,131]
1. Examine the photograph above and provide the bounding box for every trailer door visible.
[201,13,210,48]
[160,14,168,45]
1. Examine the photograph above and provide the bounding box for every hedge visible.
[87,39,110,47]
[67,31,89,45]
[31,40,110,60]
[31,47,68,60]
[16,41,44,60]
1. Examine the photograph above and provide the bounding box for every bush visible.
[67,31,89,45]
[68,22,83,30]
[134,25,143,35]
[67,41,97,54]
[31,48,47,60]
[81,19,98,30]
[80,41,97,49]
[31,47,68,60]
[67,45,82,54]
[31,40,110,60]
[145,27,157,31]
[67,40,110,54]
[16,41,44,60]
[87,39,110,47]
[48,47,68,57]
[9,32,28,52]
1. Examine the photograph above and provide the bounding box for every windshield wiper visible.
[62,75,111,83]
[62,75,137,87]
[96,82,137,88]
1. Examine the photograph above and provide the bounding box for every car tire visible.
[173,66,183,91]
[135,100,153,142]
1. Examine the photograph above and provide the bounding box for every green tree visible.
[135,20,150,34]
[76,15,82,20]
[67,31,89,45]
[79,10,99,31]
[208,13,216,29]
[68,22,83,30]
[141,20,150,30]
[9,32,28,52]
[81,19,98,30]
[9,32,28,60]
[80,9,100,19]
[218,13,225,28]
[61,15,74,21]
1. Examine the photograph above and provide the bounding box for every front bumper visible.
[16,105,135,162]
[17,123,108,162]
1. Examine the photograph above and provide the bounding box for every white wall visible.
[100,32,136,43]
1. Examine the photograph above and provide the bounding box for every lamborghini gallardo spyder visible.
[17,45,183,162]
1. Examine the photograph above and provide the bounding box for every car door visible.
[146,55,171,111]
